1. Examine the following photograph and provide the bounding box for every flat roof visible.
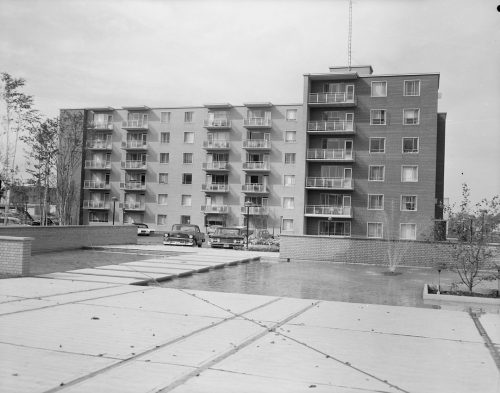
[203,103,233,109]
[84,107,115,112]
[121,105,151,111]
[243,102,273,108]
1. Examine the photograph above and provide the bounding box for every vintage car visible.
[210,227,248,249]
[163,224,205,247]
[133,222,154,236]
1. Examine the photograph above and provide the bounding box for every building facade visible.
[62,65,445,240]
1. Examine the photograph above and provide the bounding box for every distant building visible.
[61,65,446,240]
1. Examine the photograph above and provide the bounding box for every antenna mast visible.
[348,0,352,71]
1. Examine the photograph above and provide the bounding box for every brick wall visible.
[280,234,499,269]
[0,236,32,276]
[0,225,136,254]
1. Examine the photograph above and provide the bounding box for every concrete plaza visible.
[0,247,499,392]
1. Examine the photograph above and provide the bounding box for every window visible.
[367,223,383,238]
[404,80,420,96]
[284,175,296,186]
[182,173,192,184]
[402,137,419,153]
[184,132,194,144]
[159,173,168,184]
[401,195,417,211]
[286,109,297,121]
[157,194,168,205]
[285,153,296,164]
[183,153,193,164]
[400,223,417,240]
[370,109,386,125]
[371,81,387,97]
[181,215,191,224]
[160,132,170,144]
[282,219,294,231]
[283,197,294,209]
[319,221,351,236]
[401,165,418,182]
[181,195,192,207]
[160,153,169,164]
[160,112,171,123]
[369,138,385,153]
[184,111,193,123]
[368,194,384,210]
[285,131,296,143]
[157,214,167,225]
[369,165,385,181]
[403,109,420,125]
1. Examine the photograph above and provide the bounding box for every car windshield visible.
[172,225,195,231]
[216,228,241,236]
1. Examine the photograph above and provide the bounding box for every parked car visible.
[0,217,22,225]
[133,222,154,236]
[210,227,247,249]
[163,224,205,247]
[30,217,55,226]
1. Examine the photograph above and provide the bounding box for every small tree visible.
[384,198,412,273]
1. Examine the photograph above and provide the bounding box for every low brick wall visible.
[0,225,137,254]
[280,235,500,269]
[0,236,32,276]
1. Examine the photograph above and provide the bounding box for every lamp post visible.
[111,196,118,225]
[244,201,253,250]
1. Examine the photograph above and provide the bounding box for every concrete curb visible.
[423,284,500,305]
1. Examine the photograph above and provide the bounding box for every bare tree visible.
[384,198,412,273]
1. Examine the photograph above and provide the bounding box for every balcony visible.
[242,184,268,194]
[307,120,355,134]
[201,205,230,214]
[203,119,232,129]
[83,180,111,190]
[121,161,147,170]
[306,177,353,190]
[202,183,229,193]
[202,140,230,150]
[308,92,356,107]
[121,140,148,150]
[243,118,272,128]
[122,202,146,211]
[122,120,148,130]
[119,182,146,191]
[86,139,112,150]
[202,162,229,172]
[242,162,270,172]
[240,206,269,215]
[304,205,352,218]
[306,149,354,162]
[84,160,111,170]
[87,122,114,131]
[242,139,271,150]
[83,200,110,210]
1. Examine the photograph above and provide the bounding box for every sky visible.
[0,0,499,206]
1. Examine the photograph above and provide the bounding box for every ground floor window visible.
[282,218,294,231]
[367,222,383,238]
[157,214,167,225]
[400,223,417,240]
[89,211,108,222]
[319,220,351,236]
[181,215,191,224]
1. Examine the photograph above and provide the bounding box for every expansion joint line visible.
[469,309,500,371]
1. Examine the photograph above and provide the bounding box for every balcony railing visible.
[87,122,113,130]
[203,119,231,128]
[242,161,270,171]
[306,149,354,161]
[86,139,112,149]
[83,180,111,190]
[243,118,272,128]
[84,160,111,169]
[203,140,230,150]
[307,120,354,133]
[83,200,110,209]
[305,205,352,217]
[121,161,147,170]
[308,92,355,105]
[240,206,269,215]
[202,162,229,171]
[122,202,145,211]
[201,205,230,214]
[119,182,146,190]
[242,183,268,193]
[242,139,271,149]
[122,120,148,130]
[306,177,353,190]
[201,183,229,192]
[121,140,148,149]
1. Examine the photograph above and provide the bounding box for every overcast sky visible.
[1,0,499,205]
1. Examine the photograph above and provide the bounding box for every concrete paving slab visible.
[91,264,193,276]
[38,273,140,285]
[66,268,166,280]
[479,313,500,345]
[0,297,59,315]
[121,261,211,272]
[243,297,317,325]
[0,295,24,303]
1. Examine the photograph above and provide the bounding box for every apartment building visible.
[63,65,445,240]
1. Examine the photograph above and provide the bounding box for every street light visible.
[244,201,253,250]
[111,196,118,225]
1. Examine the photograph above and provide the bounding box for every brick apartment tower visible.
[62,65,445,240]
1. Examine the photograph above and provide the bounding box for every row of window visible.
[370,108,420,125]
[371,80,421,97]
[369,165,418,182]
[369,137,419,154]
[159,131,298,144]
[158,109,299,124]
[157,153,297,165]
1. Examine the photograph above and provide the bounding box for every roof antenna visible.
[348,0,352,71]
